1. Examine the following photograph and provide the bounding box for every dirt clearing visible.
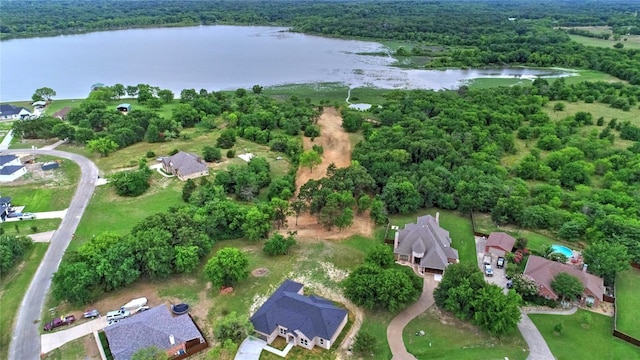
[288,107,374,241]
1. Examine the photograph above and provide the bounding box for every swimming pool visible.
[551,244,573,258]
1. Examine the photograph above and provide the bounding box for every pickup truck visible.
[106,309,130,322]
[43,315,76,331]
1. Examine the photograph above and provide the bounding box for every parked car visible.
[43,315,76,331]
[83,309,100,319]
[482,254,492,265]
[19,212,35,220]
[483,264,494,277]
[496,257,505,269]
[7,212,21,218]
[106,309,130,322]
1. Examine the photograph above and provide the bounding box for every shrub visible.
[226,149,235,158]
[145,151,156,158]
[169,148,179,156]
[554,322,563,334]
[353,331,377,356]
[312,144,324,155]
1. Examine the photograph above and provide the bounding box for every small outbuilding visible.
[116,103,131,113]
[484,232,516,257]
[32,101,47,108]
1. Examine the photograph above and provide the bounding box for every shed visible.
[484,232,516,257]
[116,103,131,112]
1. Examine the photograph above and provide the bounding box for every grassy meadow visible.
[403,308,528,360]
[0,243,49,360]
[615,268,640,340]
[529,309,640,359]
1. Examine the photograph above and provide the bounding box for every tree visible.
[110,165,152,197]
[471,285,522,335]
[214,311,253,343]
[364,244,394,268]
[553,102,565,112]
[112,83,126,99]
[353,331,377,356]
[217,129,236,149]
[251,84,263,94]
[242,205,273,241]
[270,197,291,229]
[86,137,118,157]
[203,146,222,162]
[551,272,583,302]
[582,241,630,284]
[157,89,174,103]
[290,200,307,226]
[182,178,197,202]
[510,274,539,300]
[174,245,200,273]
[263,232,297,256]
[381,178,421,214]
[32,87,56,101]
[51,122,76,141]
[205,247,249,288]
[0,234,32,272]
[299,150,322,173]
[343,264,420,311]
[131,346,168,360]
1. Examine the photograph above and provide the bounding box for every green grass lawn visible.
[569,34,640,50]
[1,158,80,212]
[467,78,533,89]
[389,208,476,264]
[0,218,61,236]
[358,311,394,359]
[0,243,49,360]
[615,268,640,340]
[42,336,87,360]
[403,308,528,360]
[70,174,184,250]
[529,309,640,359]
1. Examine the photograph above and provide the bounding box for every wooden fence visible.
[611,283,640,347]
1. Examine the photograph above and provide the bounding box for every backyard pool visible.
[551,244,574,258]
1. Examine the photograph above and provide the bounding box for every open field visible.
[70,173,184,250]
[403,308,528,360]
[568,34,640,50]
[0,243,49,360]
[615,268,640,340]
[265,83,391,106]
[389,208,476,264]
[529,309,640,359]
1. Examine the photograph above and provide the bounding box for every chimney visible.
[582,264,588,273]
[394,230,399,249]
[435,212,440,224]
[169,335,175,345]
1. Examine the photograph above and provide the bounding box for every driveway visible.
[235,336,267,360]
[476,236,509,292]
[387,275,436,360]
[518,311,554,360]
[8,149,99,360]
[3,209,67,222]
[41,317,108,354]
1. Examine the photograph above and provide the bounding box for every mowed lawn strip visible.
[615,268,640,339]
[529,309,640,359]
[0,218,62,236]
[0,243,49,360]
[403,309,528,360]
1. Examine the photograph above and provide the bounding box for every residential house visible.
[116,103,131,113]
[393,214,459,274]
[0,104,31,120]
[484,232,516,257]
[0,154,27,182]
[250,279,348,350]
[53,107,71,120]
[161,151,209,181]
[524,255,604,306]
[103,305,207,360]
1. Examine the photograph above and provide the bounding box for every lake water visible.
[0,25,574,102]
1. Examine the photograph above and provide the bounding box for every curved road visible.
[7,149,98,360]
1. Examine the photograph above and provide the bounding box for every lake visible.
[0,25,574,102]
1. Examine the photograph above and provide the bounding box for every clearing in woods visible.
[289,107,374,240]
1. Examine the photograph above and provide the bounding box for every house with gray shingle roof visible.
[250,279,348,350]
[161,151,209,181]
[103,305,207,360]
[393,213,459,275]
[0,104,31,120]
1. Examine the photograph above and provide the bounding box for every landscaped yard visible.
[389,208,477,264]
[403,308,528,360]
[529,309,640,359]
[0,243,49,360]
[615,268,640,340]
[0,218,61,236]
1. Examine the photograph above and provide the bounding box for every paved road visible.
[387,275,436,360]
[7,149,98,360]
[0,129,14,150]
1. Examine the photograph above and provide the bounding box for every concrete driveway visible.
[41,317,108,354]
[234,336,266,360]
[475,236,509,292]
[3,209,67,222]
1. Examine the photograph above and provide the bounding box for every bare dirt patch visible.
[289,107,374,241]
[82,334,101,360]
[251,268,270,277]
